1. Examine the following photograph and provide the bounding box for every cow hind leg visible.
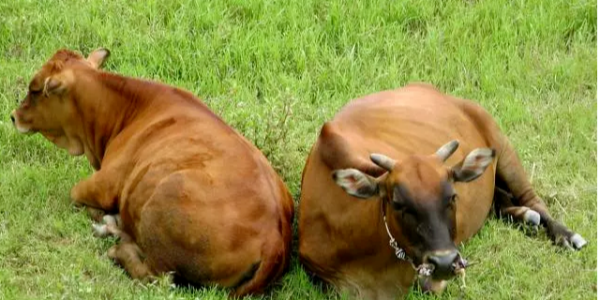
[108,239,154,282]
[494,137,587,250]
[494,187,541,226]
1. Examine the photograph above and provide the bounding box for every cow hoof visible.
[92,223,109,237]
[103,215,117,226]
[557,233,587,251]
[93,214,121,238]
[570,234,587,250]
[523,209,540,226]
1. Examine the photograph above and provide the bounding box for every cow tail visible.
[230,230,289,297]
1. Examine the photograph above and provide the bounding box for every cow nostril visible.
[427,250,459,270]
[427,255,440,266]
[10,114,15,124]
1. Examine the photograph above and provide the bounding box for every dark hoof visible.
[550,222,587,251]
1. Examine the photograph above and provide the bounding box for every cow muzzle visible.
[10,110,32,134]
[422,249,466,279]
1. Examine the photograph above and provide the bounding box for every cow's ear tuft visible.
[451,148,496,182]
[332,169,380,199]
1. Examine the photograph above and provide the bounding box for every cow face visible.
[332,140,495,280]
[10,48,110,154]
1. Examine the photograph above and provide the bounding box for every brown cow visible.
[10,48,294,297]
[298,83,586,300]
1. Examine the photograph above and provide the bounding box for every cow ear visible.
[87,48,110,69]
[452,148,496,182]
[332,169,381,199]
[43,76,66,96]
[43,70,75,97]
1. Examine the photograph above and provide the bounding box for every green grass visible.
[0,0,596,299]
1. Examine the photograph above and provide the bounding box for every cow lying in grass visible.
[298,83,587,300]
[10,48,294,297]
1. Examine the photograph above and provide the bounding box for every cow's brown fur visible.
[11,48,294,297]
[298,84,585,300]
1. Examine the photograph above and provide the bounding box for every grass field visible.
[0,0,596,299]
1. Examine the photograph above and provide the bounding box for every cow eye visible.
[400,207,417,217]
[401,209,418,225]
[448,194,458,205]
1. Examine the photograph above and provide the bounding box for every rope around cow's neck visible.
[382,215,409,260]
[381,199,412,264]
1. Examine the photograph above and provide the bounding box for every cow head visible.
[10,48,110,155]
[332,140,495,280]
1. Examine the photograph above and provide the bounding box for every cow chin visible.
[15,125,34,134]
[41,131,84,156]
[64,138,84,156]
[67,143,84,156]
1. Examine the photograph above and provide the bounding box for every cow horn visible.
[370,153,396,171]
[435,140,459,162]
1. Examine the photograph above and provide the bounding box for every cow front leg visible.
[70,170,119,214]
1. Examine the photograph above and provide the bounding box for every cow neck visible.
[381,199,414,265]
[75,71,154,169]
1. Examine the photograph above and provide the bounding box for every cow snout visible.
[10,110,32,134]
[425,249,459,278]
[10,110,17,124]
